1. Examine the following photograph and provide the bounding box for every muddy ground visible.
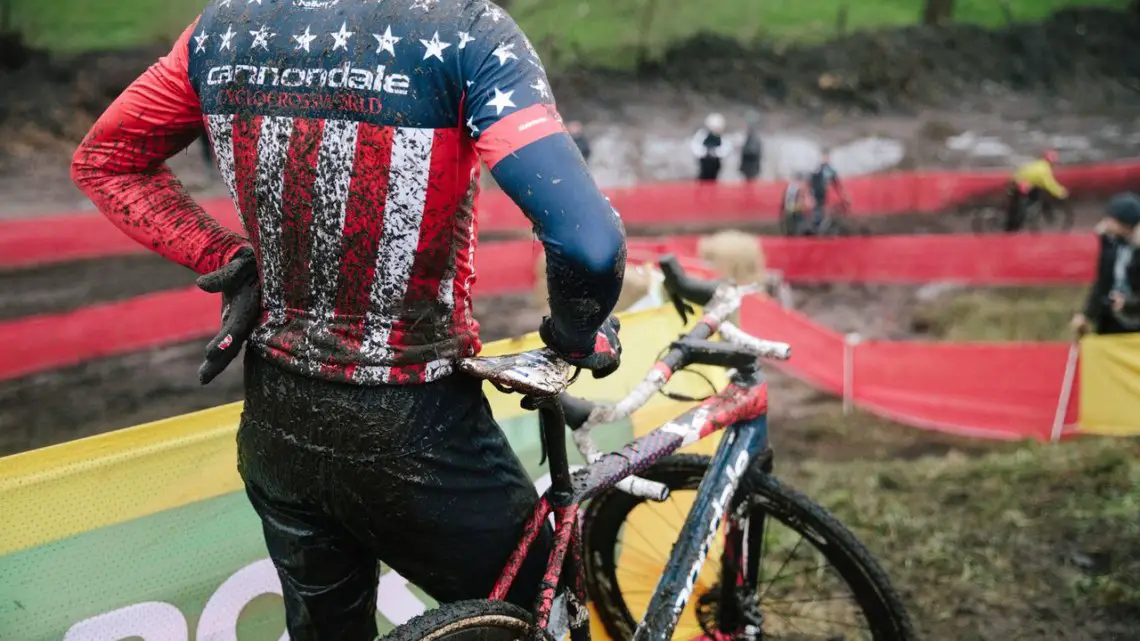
[2,7,1140,214]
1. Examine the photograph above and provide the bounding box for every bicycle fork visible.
[633,416,771,641]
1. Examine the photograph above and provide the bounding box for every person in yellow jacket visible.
[1006,150,1069,232]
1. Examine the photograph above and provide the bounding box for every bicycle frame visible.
[488,362,772,641]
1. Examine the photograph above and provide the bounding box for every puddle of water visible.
[947,131,1013,158]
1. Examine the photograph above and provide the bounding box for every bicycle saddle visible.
[459,348,572,397]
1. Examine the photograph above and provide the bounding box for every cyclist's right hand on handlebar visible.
[540,316,622,379]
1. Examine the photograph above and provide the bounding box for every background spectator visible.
[1072,193,1140,337]
[739,111,763,182]
[566,120,591,163]
[691,112,729,182]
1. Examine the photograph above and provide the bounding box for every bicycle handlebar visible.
[560,254,792,500]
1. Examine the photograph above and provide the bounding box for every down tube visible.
[632,416,770,641]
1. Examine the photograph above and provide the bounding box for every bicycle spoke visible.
[758,535,807,600]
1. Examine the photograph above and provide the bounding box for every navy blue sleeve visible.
[458,1,626,352]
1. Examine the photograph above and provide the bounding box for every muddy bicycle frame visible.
[468,256,792,641]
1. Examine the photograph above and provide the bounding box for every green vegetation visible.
[912,286,1086,342]
[785,433,1140,639]
[4,0,1132,66]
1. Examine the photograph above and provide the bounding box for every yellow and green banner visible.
[1078,333,1140,436]
[0,305,718,641]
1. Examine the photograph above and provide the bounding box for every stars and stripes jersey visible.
[72,0,626,385]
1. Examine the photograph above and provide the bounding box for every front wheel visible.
[583,455,916,640]
[970,206,1004,234]
[381,600,537,641]
[1026,198,1075,232]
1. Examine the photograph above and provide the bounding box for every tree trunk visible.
[922,0,956,25]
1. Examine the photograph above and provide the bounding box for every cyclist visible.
[71,2,626,640]
[781,172,811,236]
[1007,149,1069,232]
[808,149,851,232]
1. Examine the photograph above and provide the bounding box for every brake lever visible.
[668,289,695,324]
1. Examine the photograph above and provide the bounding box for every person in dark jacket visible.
[739,113,762,182]
[567,120,591,163]
[1072,193,1140,337]
[691,112,729,182]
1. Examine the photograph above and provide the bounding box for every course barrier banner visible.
[1077,333,1140,436]
[0,305,712,641]
[630,233,1098,285]
[739,294,1077,440]
[0,240,537,382]
[4,159,1140,269]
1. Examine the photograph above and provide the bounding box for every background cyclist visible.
[1007,149,1069,232]
[809,149,851,232]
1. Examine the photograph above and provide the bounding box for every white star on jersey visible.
[457,31,475,49]
[330,22,353,50]
[373,26,401,56]
[410,0,438,11]
[487,88,516,115]
[219,0,232,6]
[193,32,209,54]
[491,43,517,65]
[247,0,263,4]
[249,25,275,50]
[530,78,550,100]
[420,31,451,61]
[219,25,236,51]
[293,26,317,51]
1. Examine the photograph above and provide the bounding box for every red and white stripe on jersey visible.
[205,114,480,385]
[475,104,567,169]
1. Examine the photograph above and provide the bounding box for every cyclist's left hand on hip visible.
[541,316,623,379]
[196,247,261,385]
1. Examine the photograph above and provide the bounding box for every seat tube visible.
[537,400,573,507]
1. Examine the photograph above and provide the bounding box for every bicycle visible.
[384,255,915,641]
[1022,193,1075,232]
[968,190,1074,234]
[811,201,869,237]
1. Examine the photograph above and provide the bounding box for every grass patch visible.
[783,435,1140,639]
[912,286,1086,342]
[5,0,1132,63]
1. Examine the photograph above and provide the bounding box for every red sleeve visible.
[70,19,249,275]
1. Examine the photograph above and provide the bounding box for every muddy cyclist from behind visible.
[72,1,626,639]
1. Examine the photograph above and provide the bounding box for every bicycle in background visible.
[383,255,915,641]
[967,189,1075,234]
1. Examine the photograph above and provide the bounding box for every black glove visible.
[540,315,622,379]
[196,247,261,385]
